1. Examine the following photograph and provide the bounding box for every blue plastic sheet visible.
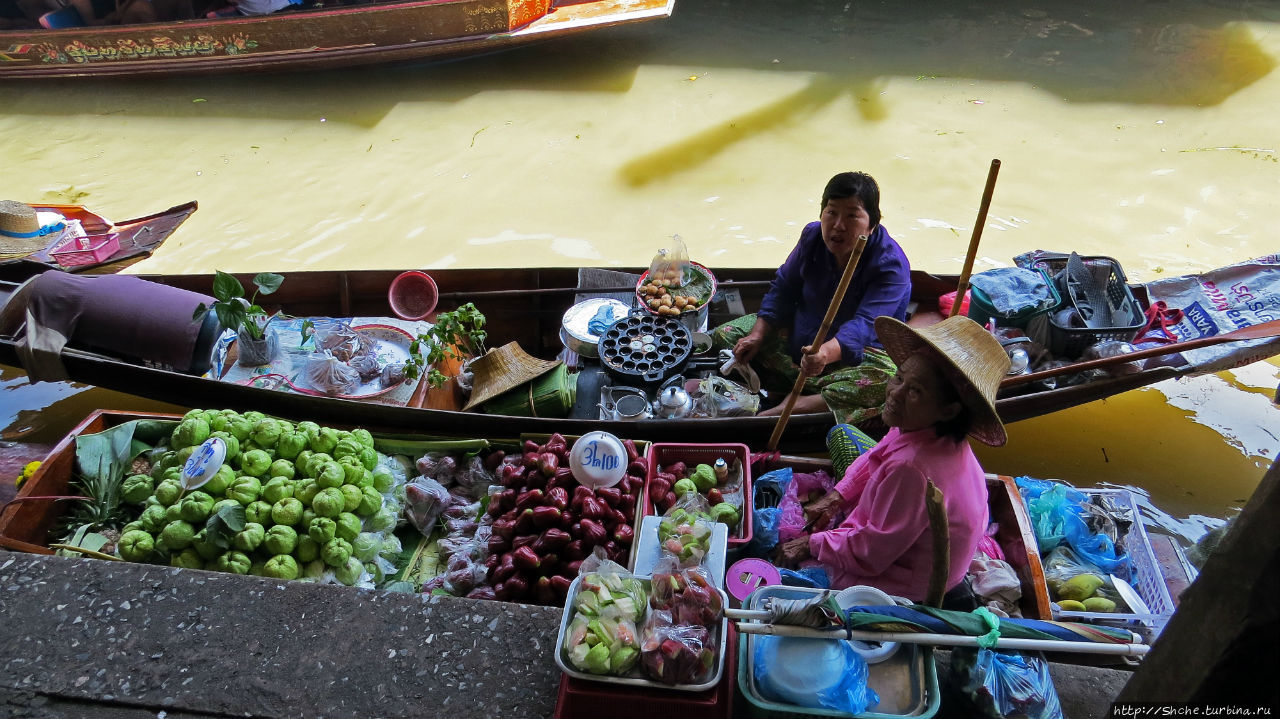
[778,566,830,589]
[754,635,879,714]
[1015,476,1131,576]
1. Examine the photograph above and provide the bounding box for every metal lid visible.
[561,298,629,344]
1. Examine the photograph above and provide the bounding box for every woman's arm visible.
[808,461,929,578]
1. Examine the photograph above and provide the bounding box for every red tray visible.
[644,442,752,547]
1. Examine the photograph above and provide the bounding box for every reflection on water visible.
[1,0,1278,547]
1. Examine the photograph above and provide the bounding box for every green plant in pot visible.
[194,271,285,367]
[405,302,487,389]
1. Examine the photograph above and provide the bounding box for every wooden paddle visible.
[766,234,869,452]
[1002,317,1280,389]
[949,159,1002,317]
[924,481,950,609]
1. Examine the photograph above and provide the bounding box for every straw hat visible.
[874,315,1011,446]
[0,201,65,258]
[464,341,562,411]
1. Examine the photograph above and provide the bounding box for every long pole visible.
[733,621,1150,656]
[1002,317,1280,389]
[949,159,1002,317]
[766,234,869,452]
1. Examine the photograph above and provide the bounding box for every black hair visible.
[821,172,881,229]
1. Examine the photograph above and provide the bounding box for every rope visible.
[1137,301,1185,344]
[972,606,1002,649]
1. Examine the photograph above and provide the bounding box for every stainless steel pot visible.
[560,298,628,359]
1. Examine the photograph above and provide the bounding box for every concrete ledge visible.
[2,552,1137,718]
[1,553,564,719]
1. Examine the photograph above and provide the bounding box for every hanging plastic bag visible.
[950,648,1064,719]
[646,236,692,290]
[753,634,879,714]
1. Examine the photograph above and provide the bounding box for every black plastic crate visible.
[1031,255,1145,358]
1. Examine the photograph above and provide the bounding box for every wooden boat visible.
[0,261,1274,453]
[0,409,1052,622]
[0,0,674,79]
[0,200,197,273]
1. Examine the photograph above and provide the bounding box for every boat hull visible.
[0,0,674,78]
[0,264,1242,453]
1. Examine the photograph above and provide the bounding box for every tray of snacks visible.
[555,567,728,692]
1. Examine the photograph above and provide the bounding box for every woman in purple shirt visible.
[713,171,912,425]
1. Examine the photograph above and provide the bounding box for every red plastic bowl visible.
[388,271,438,321]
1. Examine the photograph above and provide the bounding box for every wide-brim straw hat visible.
[464,341,563,411]
[874,315,1011,446]
[0,201,65,258]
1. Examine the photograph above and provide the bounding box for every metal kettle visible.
[653,376,693,419]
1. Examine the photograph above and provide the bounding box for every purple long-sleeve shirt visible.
[757,222,912,365]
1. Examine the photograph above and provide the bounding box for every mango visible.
[1082,597,1116,613]
[1057,573,1104,602]
[1057,600,1087,612]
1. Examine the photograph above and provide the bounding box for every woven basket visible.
[480,363,576,417]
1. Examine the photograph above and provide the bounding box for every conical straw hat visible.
[0,201,64,258]
[874,315,1011,446]
[464,341,562,411]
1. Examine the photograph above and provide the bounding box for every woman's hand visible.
[734,330,766,364]
[774,536,811,567]
[804,490,844,531]
[799,338,842,377]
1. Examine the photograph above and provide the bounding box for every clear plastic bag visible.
[648,556,722,628]
[313,319,374,363]
[639,609,716,685]
[646,237,692,290]
[950,648,1063,719]
[303,351,362,396]
[403,477,451,536]
[693,375,760,417]
[416,452,459,487]
[657,492,716,568]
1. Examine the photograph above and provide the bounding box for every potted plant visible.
[405,302,487,408]
[193,271,285,367]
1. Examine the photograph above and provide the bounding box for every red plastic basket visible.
[644,443,752,547]
[49,233,119,267]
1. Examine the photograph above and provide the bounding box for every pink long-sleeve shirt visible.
[808,426,989,601]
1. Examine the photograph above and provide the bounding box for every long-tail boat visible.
[0,259,1276,452]
[0,0,674,78]
[1,200,197,273]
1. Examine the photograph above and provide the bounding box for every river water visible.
[2,0,1279,545]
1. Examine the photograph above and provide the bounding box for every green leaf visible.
[382,581,415,594]
[193,303,208,321]
[206,503,246,549]
[212,271,245,302]
[253,273,284,296]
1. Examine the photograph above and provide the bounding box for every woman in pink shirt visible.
[775,315,1011,602]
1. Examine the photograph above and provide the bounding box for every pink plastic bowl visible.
[388,271,438,321]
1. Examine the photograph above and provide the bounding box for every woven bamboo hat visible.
[464,341,563,411]
[0,201,65,258]
[874,315,1011,446]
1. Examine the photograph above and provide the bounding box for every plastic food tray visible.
[631,515,729,588]
[554,572,729,692]
[645,442,753,547]
[1045,488,1176,638]
[737,585,940,719]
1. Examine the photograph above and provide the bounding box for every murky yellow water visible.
[3,0,1278,542]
